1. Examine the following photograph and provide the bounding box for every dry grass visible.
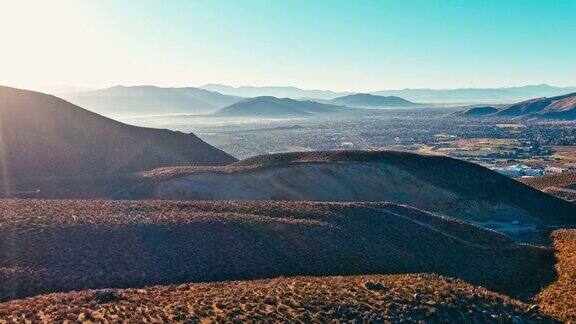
[537,229,576,321]
[519,172,576,191]
[0,199,555,302]
[0,274,556,323]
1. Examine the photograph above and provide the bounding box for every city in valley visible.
[126,108,576,178]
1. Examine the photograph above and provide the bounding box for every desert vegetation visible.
[537,229,576,321]
[0,199,555,302]
[0,274,555,323]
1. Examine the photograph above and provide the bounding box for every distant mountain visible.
[453,106,500,117]
[331,93,421,108]
[63,85,242,117]
[212,96,345,118]
[453,93,576,119]
[201,84,349,100]
[0,86,236,184]
[372,84,576,103]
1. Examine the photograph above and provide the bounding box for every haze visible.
[1,0,575,93]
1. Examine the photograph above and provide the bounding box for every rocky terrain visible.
[0,199,555,302]
[0,274,555,323]
[0,86,236,187]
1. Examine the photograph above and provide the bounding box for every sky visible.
[0,0,575,93]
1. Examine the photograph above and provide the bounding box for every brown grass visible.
[0,274,556,323]
[537,229,576,321]
[0,199,555,302]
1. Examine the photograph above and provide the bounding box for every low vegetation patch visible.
[0,274,556,323]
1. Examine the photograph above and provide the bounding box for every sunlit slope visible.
[0,86,236,183]
[0,199,554,301]
[0,274,556,322]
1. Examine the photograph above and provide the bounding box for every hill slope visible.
[133,151,576,242]
[331,93,421,108]
[0,274,555,322]
[0,86,236,184]
[64,85,242,117]
[0,199,555,301]
[212,96,345,118]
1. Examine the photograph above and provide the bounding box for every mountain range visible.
[0,86,236,186]
[201,84,348,100]
[201,83,576,103]
[60,84,576,120]
[373,84,576,103]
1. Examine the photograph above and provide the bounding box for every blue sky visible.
[1,0,574,91]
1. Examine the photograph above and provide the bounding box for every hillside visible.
[0,274,555,323]
[64,85,242,117]
[331,93,421,108]
[128,151,576,243]
[0,86,236,185]
[212,96,345,118]
[0,199,555,301]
